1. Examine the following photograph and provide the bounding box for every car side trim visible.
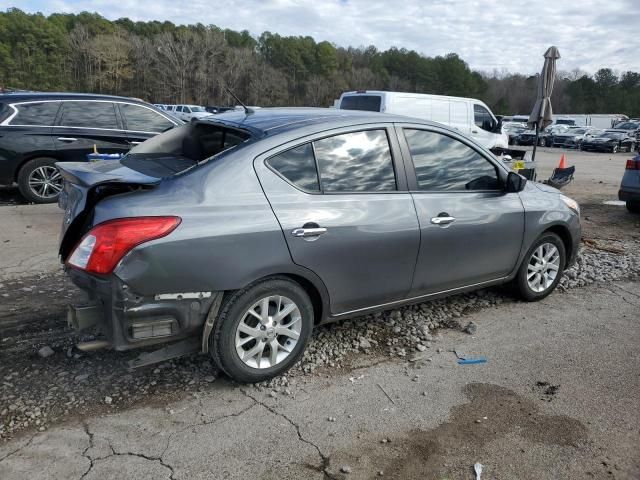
[329,275,509,319]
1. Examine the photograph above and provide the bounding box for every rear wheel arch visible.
[213,270,328,327]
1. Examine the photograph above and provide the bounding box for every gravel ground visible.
[1,240,638,441]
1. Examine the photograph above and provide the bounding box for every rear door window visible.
[404,129,500,191]
[9,102,60,126]
[59,101,119,130]
[314,129,396,192]
[266,143,320,192]
[339,95,382,112]
[120,103,175,133]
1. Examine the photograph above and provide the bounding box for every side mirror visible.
[505,171,527,193]
[493,116,503,133]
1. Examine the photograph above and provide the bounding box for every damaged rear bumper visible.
[66,267,219,351]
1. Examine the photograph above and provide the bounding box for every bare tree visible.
[89,29,132,94]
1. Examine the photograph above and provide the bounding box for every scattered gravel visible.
[463,322,478,335]
[37,346,54,358]
[1,245,638,441]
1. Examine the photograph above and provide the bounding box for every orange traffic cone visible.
[558,154,567,169]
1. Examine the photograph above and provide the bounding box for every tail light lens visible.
[67,217,181,274]
[625,159,640,170]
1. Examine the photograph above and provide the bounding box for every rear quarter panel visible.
[91,151,298,296]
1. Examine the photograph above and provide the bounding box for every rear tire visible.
[17,157,63,204]
[513,233,566,301]
[210,277,314,383]
[627,201,640,214]
[611,145,618,154]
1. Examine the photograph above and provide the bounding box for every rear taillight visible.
[625,159,640,170]
[67,217,181,274]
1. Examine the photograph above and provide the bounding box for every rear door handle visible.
[291,227,327,237]
[128,141,143,145]
[430,216,456,225]
[471,130,478,134]
[57,137,77,142]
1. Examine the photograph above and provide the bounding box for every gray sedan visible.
[57,109,581,382]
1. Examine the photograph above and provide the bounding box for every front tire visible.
[539,137,547,147]
[210,277,314,383]
[513,233,566,301]
[17,157,63,204]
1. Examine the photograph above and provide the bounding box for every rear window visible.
[8,102,60,126]
[339,95,382,112]
[120,103,175,133]
[59,101,119,129]
[121,122,252,177]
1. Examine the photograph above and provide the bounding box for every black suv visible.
[0,93,182,203]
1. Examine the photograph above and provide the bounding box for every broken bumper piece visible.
[66,267,218,351]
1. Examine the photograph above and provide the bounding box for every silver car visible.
[57,109,581,382]
[619,155,640,213]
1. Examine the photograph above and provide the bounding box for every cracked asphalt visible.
[1,280,639,479]
[1,150,639,479]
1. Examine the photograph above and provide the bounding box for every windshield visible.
[614,122,639,130]
[190,106,206,112]
[601,132,621,139]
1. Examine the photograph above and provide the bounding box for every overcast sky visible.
[10,0,640,74]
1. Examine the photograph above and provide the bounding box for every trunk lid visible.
[57,160,161,259]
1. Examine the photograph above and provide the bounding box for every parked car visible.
[619,155,640,213]
[552,126,601,149]
[58,108,581,383]
[204,105,235,114]
[580,130,636,153]
[504,123,527,144]
[608,121,640,147]
[0,93,182,203]
[517,124,570,147]
[172,105,212,121]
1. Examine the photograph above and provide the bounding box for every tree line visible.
[1,8,639,117]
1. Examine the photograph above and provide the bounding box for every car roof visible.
[0,92,151,104]
[200,107,443,136]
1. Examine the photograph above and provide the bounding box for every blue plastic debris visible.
[87,153,123,162]
[457,357,487,365]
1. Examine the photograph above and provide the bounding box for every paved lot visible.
[0,148,639,479]
[1,281,638,479]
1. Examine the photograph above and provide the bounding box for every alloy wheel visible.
[235,295,302,369]
[526,243,561,293]
[28,166,63,200]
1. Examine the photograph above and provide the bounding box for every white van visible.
[337,90,508,150]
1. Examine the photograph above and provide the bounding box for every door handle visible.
[471,130,478,134]
[57,137,77,142]
[430,216,456,225]
[128,141,143,145]
[291,227,327,238]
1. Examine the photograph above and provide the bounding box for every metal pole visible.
[531,121,539,163]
